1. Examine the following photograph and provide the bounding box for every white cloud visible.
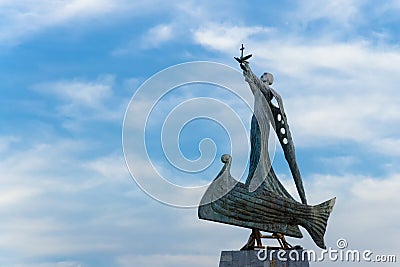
[112,2,244,55]
[351,173,400,202]
[0,0,115,45]
[7,261,83,267]
[117,254,215,267]
[0,139,104,193]
[0,131,245,263]
[0,135,134,262]
[291,0,363,26]
[0,187,40,207]
[32,75,127,126]
[194,24,273,52]
[141,24,174,48]
[371,137,400,156]
[36,76,113,107]
[0,0,165,45]
[305,173,400,266]
[114,23,176,55]
[86,154,128,182]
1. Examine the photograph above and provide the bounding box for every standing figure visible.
[241,62,307,205]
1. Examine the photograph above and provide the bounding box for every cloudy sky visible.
[1,0,400,266]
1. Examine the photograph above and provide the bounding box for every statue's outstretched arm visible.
[241,63,271,96]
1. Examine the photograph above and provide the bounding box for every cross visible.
[234,44,252,64]
[240,44,245,58]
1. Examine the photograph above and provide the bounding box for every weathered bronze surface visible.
[198,45,336,249]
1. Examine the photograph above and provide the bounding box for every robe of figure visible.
[242,63,307,204]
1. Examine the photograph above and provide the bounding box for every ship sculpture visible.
[198,45,336,250]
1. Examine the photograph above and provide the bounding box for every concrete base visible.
[219,249,309,267]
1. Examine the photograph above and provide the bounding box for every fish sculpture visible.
[198,45,335,249]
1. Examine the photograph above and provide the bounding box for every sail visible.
[268,90,307,204]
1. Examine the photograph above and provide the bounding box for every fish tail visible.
[302,197,336,249]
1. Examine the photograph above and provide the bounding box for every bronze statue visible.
[198,45,335,250]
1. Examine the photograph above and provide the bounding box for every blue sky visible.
[1,0,400,266]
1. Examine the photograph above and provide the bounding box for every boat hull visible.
[198,166,303,238]
[198,155,335,249]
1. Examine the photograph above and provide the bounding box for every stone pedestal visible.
[219,249,309,267]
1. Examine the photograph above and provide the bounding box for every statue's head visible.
[260,72,274,85]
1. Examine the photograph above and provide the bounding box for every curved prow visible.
[198,154,234,209]
[218,154,232,177]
